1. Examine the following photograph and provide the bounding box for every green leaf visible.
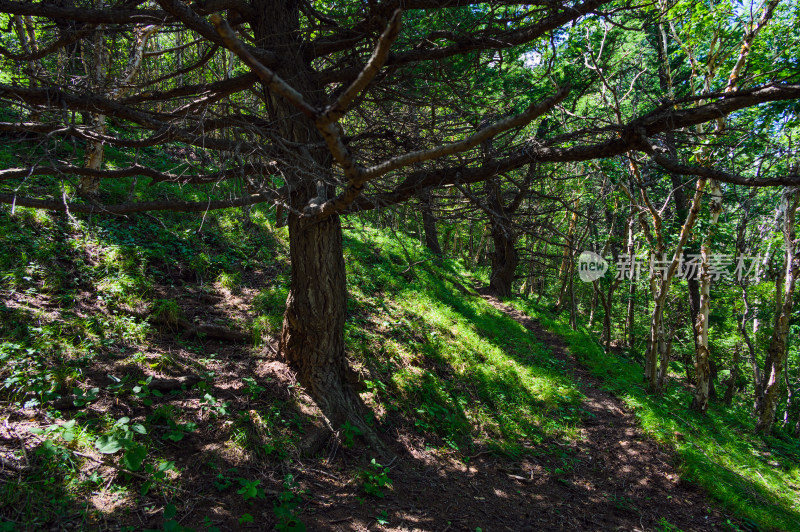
[122,443,147,471]
[164,503,178,520]
[95,435,123,454]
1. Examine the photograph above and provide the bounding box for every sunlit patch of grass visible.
[342,227,584,455]
[515,300,800,532]
[216,271,242,293]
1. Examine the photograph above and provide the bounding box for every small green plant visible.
[143,503,192,532]
[29,419,80,443]
[72,386,100,407]
[655,517,683,532]
[273,474,305,531]
[376,510,389,525]
[237,478,265,501]
[94,416,148,471]
[213,471,235,492]
[200,393,230,418]
[242,377,265,400]
[141,461,176,495]
[360,458,393,498]
[341,420,362,447]
[133,376,164,406]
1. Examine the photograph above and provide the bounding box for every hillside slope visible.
[0,206,797,531]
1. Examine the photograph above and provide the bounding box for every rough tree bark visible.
[250,0,369,439]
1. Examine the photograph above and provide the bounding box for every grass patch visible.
[343,226,584,454]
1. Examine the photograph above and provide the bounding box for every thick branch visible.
[360,84,570,181]
[314,85,569,219]
[347,83,800,211]
[0,163,271,185]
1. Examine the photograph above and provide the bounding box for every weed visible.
[216,271,241,293]
[242,377,265,400]
[655,517,683,531]
[94,416,148,471]
[200,392,231,418]
[360,458,393,498]
[341,420,362,447]
[133,376,164,406]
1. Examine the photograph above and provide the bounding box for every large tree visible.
[1,0,799,438]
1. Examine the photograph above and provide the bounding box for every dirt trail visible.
[302,295,736,531]
[426,293,731,531]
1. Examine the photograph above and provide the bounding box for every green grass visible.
[514,300,800,532]
[341,226,584,454]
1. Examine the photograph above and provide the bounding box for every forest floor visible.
[2,280,737,531]
[297,292,737,532]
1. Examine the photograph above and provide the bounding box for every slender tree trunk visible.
[625,216,637,347]
[692,179,723,412]
[756,189,800,434]
[645,178,708,391]
[555,201,579,311]
[740,287,764,413]
[80,21,157,196]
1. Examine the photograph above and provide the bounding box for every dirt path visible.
[425,293,731,531]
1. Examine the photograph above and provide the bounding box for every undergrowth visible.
[0,202,584,529]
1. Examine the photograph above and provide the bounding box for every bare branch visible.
[0,1,168,24]
[361,84,571,181]
[0,192,275,214]
[648,152,800,188]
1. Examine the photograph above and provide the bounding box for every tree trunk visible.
[723,343,741,406]
[280,211,364,430]
[488,225,518,297]
[644,178,708,391]
[420,190,442,256]
[555,201,579,312]
[692,179,723,412]
[756,189,800,434]
[252,0,369,440]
